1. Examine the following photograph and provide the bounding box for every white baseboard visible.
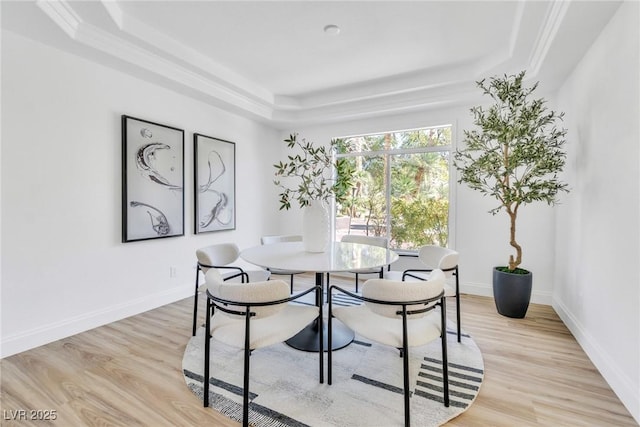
[333,274,553,305]
[1,283,193,358]
[460,281,494,298]
[461,281,552,305]
[553,298,639,424]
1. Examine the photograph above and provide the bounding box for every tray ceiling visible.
[2,1,622,128]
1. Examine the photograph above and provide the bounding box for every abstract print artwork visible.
[122,115,184,242]
[194,134,235,233]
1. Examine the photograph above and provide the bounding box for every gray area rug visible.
[183,297,484,426]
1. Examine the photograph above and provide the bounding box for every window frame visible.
[332,124,457,252]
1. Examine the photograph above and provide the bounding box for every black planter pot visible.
[492,267,533,318]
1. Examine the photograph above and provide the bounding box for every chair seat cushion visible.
[210,304,318,349]
[385,271,456,297]
[333,305,441,348]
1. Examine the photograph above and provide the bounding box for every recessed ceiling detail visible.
[323,24,340,35]
[3,1,622,128]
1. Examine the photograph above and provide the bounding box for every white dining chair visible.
[260,235,306,293]
[192,243,270,336]
[336,234,388,292]
[203,269,322,427]
[386,245,462,342]
[328,271,449,426]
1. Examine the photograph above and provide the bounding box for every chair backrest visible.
[196,243,241,273]
[362,269,445,319]
[205,269,289,318]
[261,234,303,244]
[341,234,388,248]
[418,245,458,277]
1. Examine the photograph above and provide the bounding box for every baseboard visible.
[333,273,552,305]
[553,298,639,424]
[460,281,494,298]
[1,283,193,358]
[461,281,552,305]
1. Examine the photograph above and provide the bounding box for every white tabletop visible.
[241,241,398,273]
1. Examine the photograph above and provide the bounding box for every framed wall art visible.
[194,133,236,234]
[122,115,184,242]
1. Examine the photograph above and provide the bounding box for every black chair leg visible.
[456,295,461,342]
[328,291,333,385]
[355,273,359,293]
[319,291,324,384]
[203,298,211,407]
[441,297,450,407]
[401,312,410,427]
[455,269,461,342]
[242,311,251,427]
[290,275,294,294]
[192,267,201,336]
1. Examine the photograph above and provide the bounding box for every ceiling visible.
[2,1,622,128]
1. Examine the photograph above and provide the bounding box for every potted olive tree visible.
[273,133,353,252]
[454,71,569,318]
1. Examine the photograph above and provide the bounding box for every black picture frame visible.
[122,115,184,242]
[194,133,236,234]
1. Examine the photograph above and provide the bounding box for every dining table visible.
[241,240,399,352]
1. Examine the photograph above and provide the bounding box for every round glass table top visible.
[241,241,398,273]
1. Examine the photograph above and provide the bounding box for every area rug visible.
[183,298,484,426]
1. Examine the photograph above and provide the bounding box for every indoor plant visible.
[273,133,353,252]
[453,71,569,317]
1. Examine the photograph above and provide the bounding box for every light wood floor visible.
[1,274,636,426]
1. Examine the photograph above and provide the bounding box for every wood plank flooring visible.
[1,273,636,426]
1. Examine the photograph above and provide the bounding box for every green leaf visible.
[453,70,569,269]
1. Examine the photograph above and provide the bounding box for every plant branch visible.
[453,71,569,271]
[273,133,354,210]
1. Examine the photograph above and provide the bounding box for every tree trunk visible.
[508,208,522,270]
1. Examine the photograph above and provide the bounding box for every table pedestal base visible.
[286,319,354,352]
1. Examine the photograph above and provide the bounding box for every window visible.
[335,125,452,251]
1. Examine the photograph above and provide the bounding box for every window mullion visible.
[336,145,451,159]
[385,153,392,245]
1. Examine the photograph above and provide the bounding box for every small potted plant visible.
[454,71,569,317]
[273,133,353,252]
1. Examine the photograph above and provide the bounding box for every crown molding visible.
[100,1,274,106]
[34,0,575,127]
[36,0,81,39]
[528,0,571,76]
[37,0,275,121]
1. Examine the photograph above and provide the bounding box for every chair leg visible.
[401,310,410,427]
[455,268,461,342]
[192,267,201,336]
[328,291,333,385]
[456,295,461,342]
[355,273,359,293]
[290,275,294,294]
[242,310,251,427]
[242,348,250,427]
[441,297,450,407]
[203,298,211,407]
[319,289,324,384]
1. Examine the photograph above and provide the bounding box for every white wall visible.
[289,105,559,304]
[5,14,637,423]
[0,31,281,357]
[553,1,639,422]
